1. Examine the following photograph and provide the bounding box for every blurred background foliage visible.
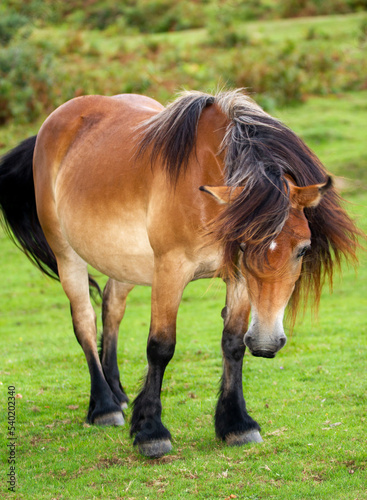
[0,0,366,124]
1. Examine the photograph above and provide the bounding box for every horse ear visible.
[199,185,245,205]
[289,176,333,209]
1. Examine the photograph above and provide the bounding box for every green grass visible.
[244,12,366,43]
[276,91,367,189]
[1,10,367,124]
[0,90,366,499]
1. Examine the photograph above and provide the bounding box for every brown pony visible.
[0,90,360,458]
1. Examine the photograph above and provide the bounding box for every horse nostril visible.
[279,335,287,349]
[244,332,253,348]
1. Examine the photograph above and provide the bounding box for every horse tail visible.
[0,136,101,297]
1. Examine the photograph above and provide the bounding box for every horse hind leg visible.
[57,251,125,426]
[100,279,134,410]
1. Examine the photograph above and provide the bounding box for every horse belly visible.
[61,213,155,286]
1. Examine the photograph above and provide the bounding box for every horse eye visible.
[296,245,310,259]
[239,242,246,253]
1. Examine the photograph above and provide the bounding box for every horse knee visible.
[147,335,175,368]
[221,329,245,363]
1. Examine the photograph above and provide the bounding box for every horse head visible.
[200,176,332,358]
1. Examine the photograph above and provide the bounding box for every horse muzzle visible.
[243,330,287,358]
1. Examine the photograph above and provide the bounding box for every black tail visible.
[0,136,101,296]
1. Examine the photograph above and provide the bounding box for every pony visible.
[0,90,360,458]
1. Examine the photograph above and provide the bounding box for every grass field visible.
[1,9,367,125]
[0,88,366,499]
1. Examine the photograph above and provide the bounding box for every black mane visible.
[137,91,215,184]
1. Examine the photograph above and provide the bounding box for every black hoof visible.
[136,439,172,458]
[132,416,172,458]
[225,429,263,446]
[93,411,125,426]
[88,391,126,426]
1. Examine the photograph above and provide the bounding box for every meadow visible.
[1,2,367,499]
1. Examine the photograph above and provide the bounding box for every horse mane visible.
[137,91,215,184]
[137,89,362,325]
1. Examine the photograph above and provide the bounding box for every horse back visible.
[34,93,163,189]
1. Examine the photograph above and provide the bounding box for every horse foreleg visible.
[130,255,192,458]
[101,279,134,410]
[215,279,263,445]
[57,252,125,426]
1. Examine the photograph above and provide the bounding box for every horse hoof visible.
[121,401,128,410]
[94,411,125,426]
[136,439,172,458]
[225,429,263,446]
